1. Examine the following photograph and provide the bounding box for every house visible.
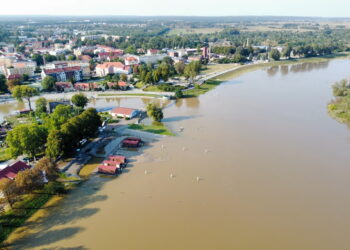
[108,155,127,167]
[41,66,83,82]
[108,81,129,90]
[124,56,140,66]
[74,82,100,91]
[147,49,160,55]
[44,61,91,80]
[95,62,131,77]
[6,61,37,77]
[110,107,139,119]
[55,82,74,92]
[7,74,22,80]
[98,51,123,61]
[0,161,31,181]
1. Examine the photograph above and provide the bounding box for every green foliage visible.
[45,130,64,159]
[12,86,39,111]
[129,123,174,136]
[175,89,184,98]
[184,61,201,80]
[6,123,48,158]
[71,93,89,108]
[332,79,350,97]
[35,97,48,114]
[146,103,164,122]
[269,49,281,61]
[41,76,56,91]
[44,104,74,130]
[0,74,8,93]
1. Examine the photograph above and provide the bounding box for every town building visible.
[41,66,83,82]
[55,82,74,92]
[95,62,131,77]
[110,107,139,119]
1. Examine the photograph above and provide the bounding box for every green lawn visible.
[183,80,222,97]
[129,123,174,136]
[135,81,145,89]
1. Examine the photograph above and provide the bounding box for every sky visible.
[0,0,349,17]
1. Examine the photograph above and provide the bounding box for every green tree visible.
[175,89,184,99]
[35,97,48,114]
[0,74,7,93]
[269,49,281,61]
[6,124,48,159]
[36,157,59,181]
[146,103,164,122]
[0,179,19,208]
[41,76,56,91]
[45,104,73,130]
[174,61,186,75]
[15,168,43,193]
[12,85,39,111]
[120,73,128,82]
[31,54,44,66]
[71,93,88,108]
[46,130,64,159]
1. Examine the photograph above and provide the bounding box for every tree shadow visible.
[8,227,85,249]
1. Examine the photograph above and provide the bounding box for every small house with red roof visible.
[0,161,31,181]
[110,107,139,119]
[55,82,74,92]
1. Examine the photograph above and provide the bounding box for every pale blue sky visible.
[1,0,349,17]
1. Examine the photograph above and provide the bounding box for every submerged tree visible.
[12,85,39,111]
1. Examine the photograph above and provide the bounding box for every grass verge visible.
[183,80,222,97]
[79,157,104,178]
[129,123,175,136]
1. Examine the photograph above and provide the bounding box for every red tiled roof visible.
[55,82,73,88]
[0,161,31,180]
[109,155,126,163]
[95,62,125,70]
[98,164,119,174]
[111,107,135,116]
[44,66,81,74]
[7,74,22,80]
[118,81,128,87]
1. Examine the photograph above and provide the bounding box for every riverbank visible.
[183,52,350,97]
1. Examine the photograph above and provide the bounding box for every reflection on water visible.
[7,59,350,250]
[265,61,330,77]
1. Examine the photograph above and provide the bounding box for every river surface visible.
[8,59,350,250]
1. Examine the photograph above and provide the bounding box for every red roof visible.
[98,165,119,174]
[111,107,135,116]
[7,74,22,80]
[108,155,126,163]
[44,66,81,74]
[118,81,128,87]
[0,161,31,180]
[55,82,73,89]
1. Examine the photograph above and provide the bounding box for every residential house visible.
[95,62,131,77]
[41,66,83,82]
[107,81,130,90]
[6,61,37,77]
[55,82,74,92]
[110,107,139,119]
[124,56,140,66]
[0,161,31,181]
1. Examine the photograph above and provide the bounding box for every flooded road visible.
[8,59,350,250]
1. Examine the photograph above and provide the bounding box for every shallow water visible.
[8,59,350,250]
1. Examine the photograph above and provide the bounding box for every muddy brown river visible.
[7,59,350,250]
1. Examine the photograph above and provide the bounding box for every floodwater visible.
[7,59,350,250]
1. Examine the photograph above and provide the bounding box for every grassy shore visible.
[185,52,350,97]
[79,157,104,178]
[0,180,75,245]
[129,123,174,136]
[328,99,350,125]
